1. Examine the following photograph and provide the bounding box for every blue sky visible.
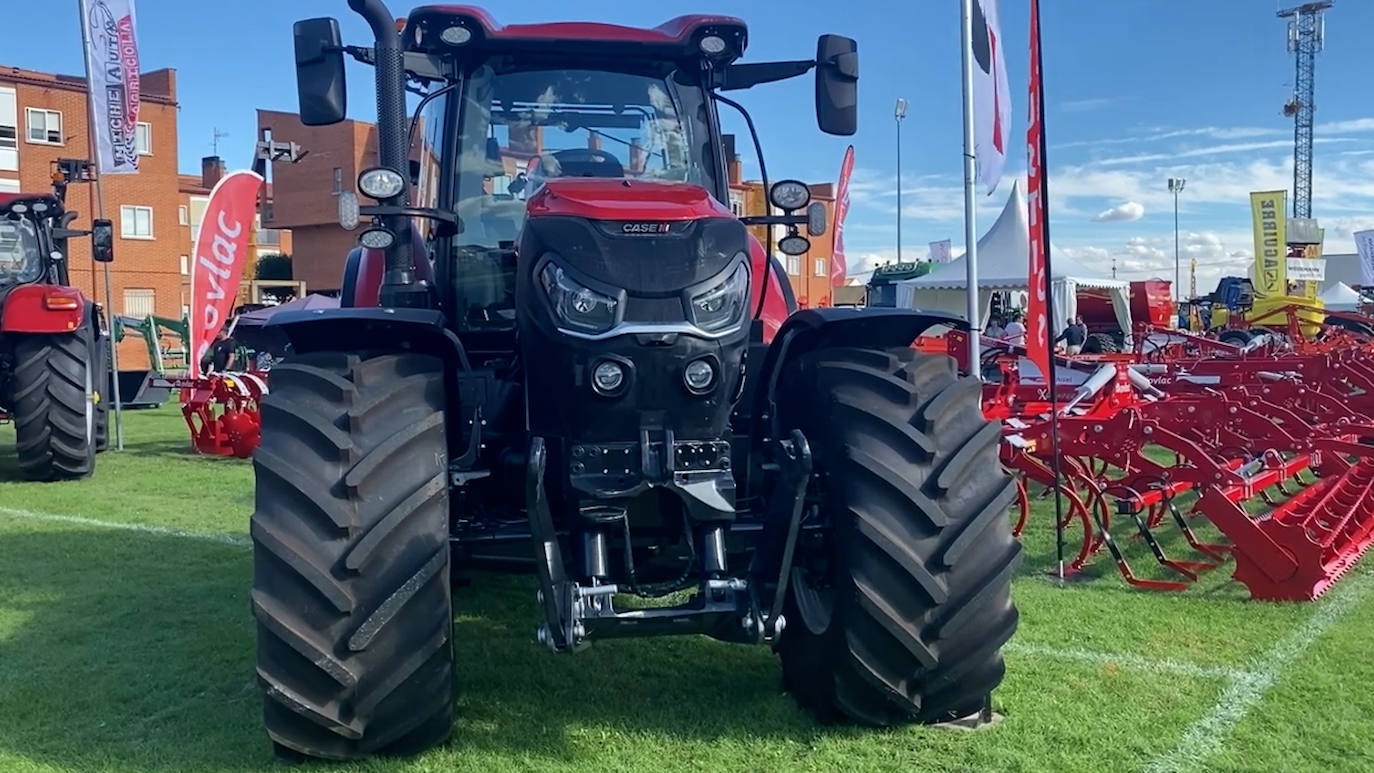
[6,0,1373,291]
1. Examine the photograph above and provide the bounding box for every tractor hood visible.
[520,178,747,295]
[526,178,733,222]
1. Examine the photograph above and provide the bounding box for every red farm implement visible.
[151,372,267,458]
[959,321,1374,602]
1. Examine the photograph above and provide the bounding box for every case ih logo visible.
[621,222,673,235]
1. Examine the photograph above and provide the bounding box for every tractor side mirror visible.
[91,218,114,263]
[815,35,858,136]
[294,17,347,126]
[806,201,827,237]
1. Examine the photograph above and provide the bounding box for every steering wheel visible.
[550,148,625,178]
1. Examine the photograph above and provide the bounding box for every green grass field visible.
[1,405,1372,773]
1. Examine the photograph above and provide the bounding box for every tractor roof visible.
[0,192,61,213]
[403,6,748,63]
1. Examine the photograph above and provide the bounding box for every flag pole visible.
[77,0,124,451]
[959,0,982,373]
[1029,0,1066,579]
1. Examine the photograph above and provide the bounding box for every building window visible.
[728,190,745,217]
[0,87,16,172]
[26,108,62,145]
[135,122,152,155]
[189,196,208,242]
[332,167,343,195]
[178,205,189,225]
[814,258,826,277]
[0,179,19,193]
[179,255,189,275]
[786,255,801,275]
[123,288,156,317]
[120,205,154,239]
[257,229,281,246]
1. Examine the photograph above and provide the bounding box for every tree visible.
[255,253,292,280]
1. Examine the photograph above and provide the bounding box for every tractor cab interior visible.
[434,64,717,333]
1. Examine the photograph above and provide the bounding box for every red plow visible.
[961,309,1374,601]
[151,372,267,458]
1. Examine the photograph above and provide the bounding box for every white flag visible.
[80,0,141,175]
[1356,229,1374,288]
[970,0,1011,196]
[929,239,953,264]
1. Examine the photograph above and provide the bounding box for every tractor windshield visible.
[420,63,719,331]
[0,216,44,286]
[451,65,716,249]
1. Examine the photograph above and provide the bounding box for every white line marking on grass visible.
[0,506,249,547]
[1005,642,1246,681]
[1144,569,1374,773]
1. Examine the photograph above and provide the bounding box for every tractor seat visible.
[538,149,626,179]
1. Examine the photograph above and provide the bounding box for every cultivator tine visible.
[1090,502,1192,592]
[1165,499,1230,563]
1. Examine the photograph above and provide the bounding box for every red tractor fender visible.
[0,285,88,334]
[747,233,797,344]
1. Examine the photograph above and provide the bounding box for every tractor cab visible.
[0,194,63,290]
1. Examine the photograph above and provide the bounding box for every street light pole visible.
[1169,177,1186,305]
[895,98,908,262]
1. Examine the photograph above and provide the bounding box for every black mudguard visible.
[731,307,965,507]
[266,307,470,371]
[748,307,966,425]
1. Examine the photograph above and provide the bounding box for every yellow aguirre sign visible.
[1250,191,1287,296]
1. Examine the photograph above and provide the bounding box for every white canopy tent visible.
[894,181,1132,338]
[1320,282,1362,312]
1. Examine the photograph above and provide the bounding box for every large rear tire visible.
[775,347,1021,725]
[251,351,455,761]
[12,331,97,481]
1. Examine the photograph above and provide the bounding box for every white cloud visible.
[1061,97,1116,113]
[1091,201,1145,222]
[1097,138,1353,167]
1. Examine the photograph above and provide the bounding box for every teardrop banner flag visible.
[189,169,263,378]
[831,144,854,288]
[1025,0,1052,382]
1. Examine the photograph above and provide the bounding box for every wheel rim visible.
[84,359,95,445]
[790,565,835,635]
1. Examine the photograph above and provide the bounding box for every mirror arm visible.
[739,213,809,227]
[358,204,459,227]
[341,46,449,86]
[719,60,816,91]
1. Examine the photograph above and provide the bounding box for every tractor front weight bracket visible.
[525,432,817,653]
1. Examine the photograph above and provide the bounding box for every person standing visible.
[1004,312,1027,347]
[1056,316,1088,355]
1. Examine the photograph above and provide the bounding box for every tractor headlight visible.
[540,264,618,333]
[689,262,748,333]
[768,179,811,211]
[683,358,716,394]
[357,167,405,200]
[592,360,626,395]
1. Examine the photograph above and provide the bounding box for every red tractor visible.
[252,1,1019,760]
[0,189,113,480]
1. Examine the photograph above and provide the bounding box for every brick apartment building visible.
[724,138,838,309]
[257,109,378,292]
[1,65,186,366]
[179,156,292,307]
